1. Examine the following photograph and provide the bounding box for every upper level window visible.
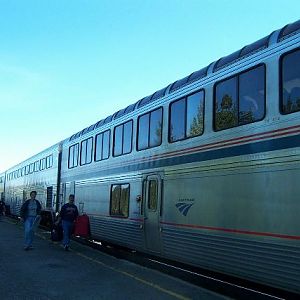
[34,160,39,172]
[80,137,93,165]
[137,107,163,151]
[25,165,29,175]
[46,154,53,169]
[29,163,34,174]
[40,158,46,170]
[169,90,204,142]
[214,64,265,131]
[110,183,130,217]
[95,130,110,161]
[113,120,133,157]
[280,48,300,114]
[68,144,79,168]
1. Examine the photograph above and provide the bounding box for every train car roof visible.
[68,19,300,143]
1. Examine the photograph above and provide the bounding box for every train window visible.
[214,64,265,131]
[80,137,93,165]
[25,165,29,175]
[215,76,238,130]
[114,125,123,156]
[68,143,79,168]
[186,92,204,138]
[46,154,53,169]
[95,130,111,161]
[123,121,133,154]
[280,48,300,114]
[149,108,163,148]
[137,114,149,150]
[113,120,133,157]
[169,90,204,142]
[137,107,163,151]
[21,167,25,176]
[148,180,157,211]
[110,184,130,217]
[40,158,46,170]
[29,163,34,174]
[239,66,265,124]
[34,160,39,172]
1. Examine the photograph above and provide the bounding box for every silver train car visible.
[4,143,61,216]
[3,20,300,294]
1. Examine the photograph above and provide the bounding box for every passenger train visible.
[2,20,300,294]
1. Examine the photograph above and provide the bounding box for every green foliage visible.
[188,103,204,137]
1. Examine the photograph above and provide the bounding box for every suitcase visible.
[74,215,90,237]
[51,224,63,241]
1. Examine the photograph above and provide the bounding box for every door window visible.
[148,180,157,211]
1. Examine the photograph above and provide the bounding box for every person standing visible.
[56,194,78,251]
[20,191,42,250]
[0,199,6,221]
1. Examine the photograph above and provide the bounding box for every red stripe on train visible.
[160,221,300,240]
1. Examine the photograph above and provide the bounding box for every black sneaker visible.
[24,246,30,251]
[64,245,69,251]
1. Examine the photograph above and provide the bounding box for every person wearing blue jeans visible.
[56,194,78,251]
[20,191,42,250]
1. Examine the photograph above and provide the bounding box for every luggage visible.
[51,224,63,242]
[73,214,90,237]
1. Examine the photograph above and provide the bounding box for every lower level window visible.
[110,184,129,217]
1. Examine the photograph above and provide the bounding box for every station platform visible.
[0,217,229,300]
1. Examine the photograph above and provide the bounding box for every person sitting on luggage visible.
[56,194,79,251]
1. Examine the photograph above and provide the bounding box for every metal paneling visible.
[162,226,300,293]
[90,216,144,250]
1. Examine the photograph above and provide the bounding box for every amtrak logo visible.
[176,202,194,216]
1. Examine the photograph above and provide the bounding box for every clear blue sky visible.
[0,0,299,173]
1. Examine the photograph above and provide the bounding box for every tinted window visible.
[186,92,204,138]
[149,108,162,147]
[148,180,157,211]
[113,125,123,156]
[95,130,110,161]
[46,155,53,168]
[170,98,185,142]
[214,65,265,131]
[80,137,93,165]
[215,77,238,130]
[169,91,204,142]
[123,121,132,154]
[102,130,110,159]
[110,184,129,217]
[113,120,133,156]
[40,158,46,170]
[281,49,300,114]
[239,65,265,124]
[29,163,34,174]
[68,144,79,168]
[137,108,162,150]
[137,114,149,150]
[25,165,29,175]
[34,161,39,172]
[95,133,103,161]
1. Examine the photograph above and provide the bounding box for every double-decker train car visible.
[2,19,300,294]
[4,143,61,216]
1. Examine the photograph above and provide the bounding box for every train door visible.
[143,174,162,253]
